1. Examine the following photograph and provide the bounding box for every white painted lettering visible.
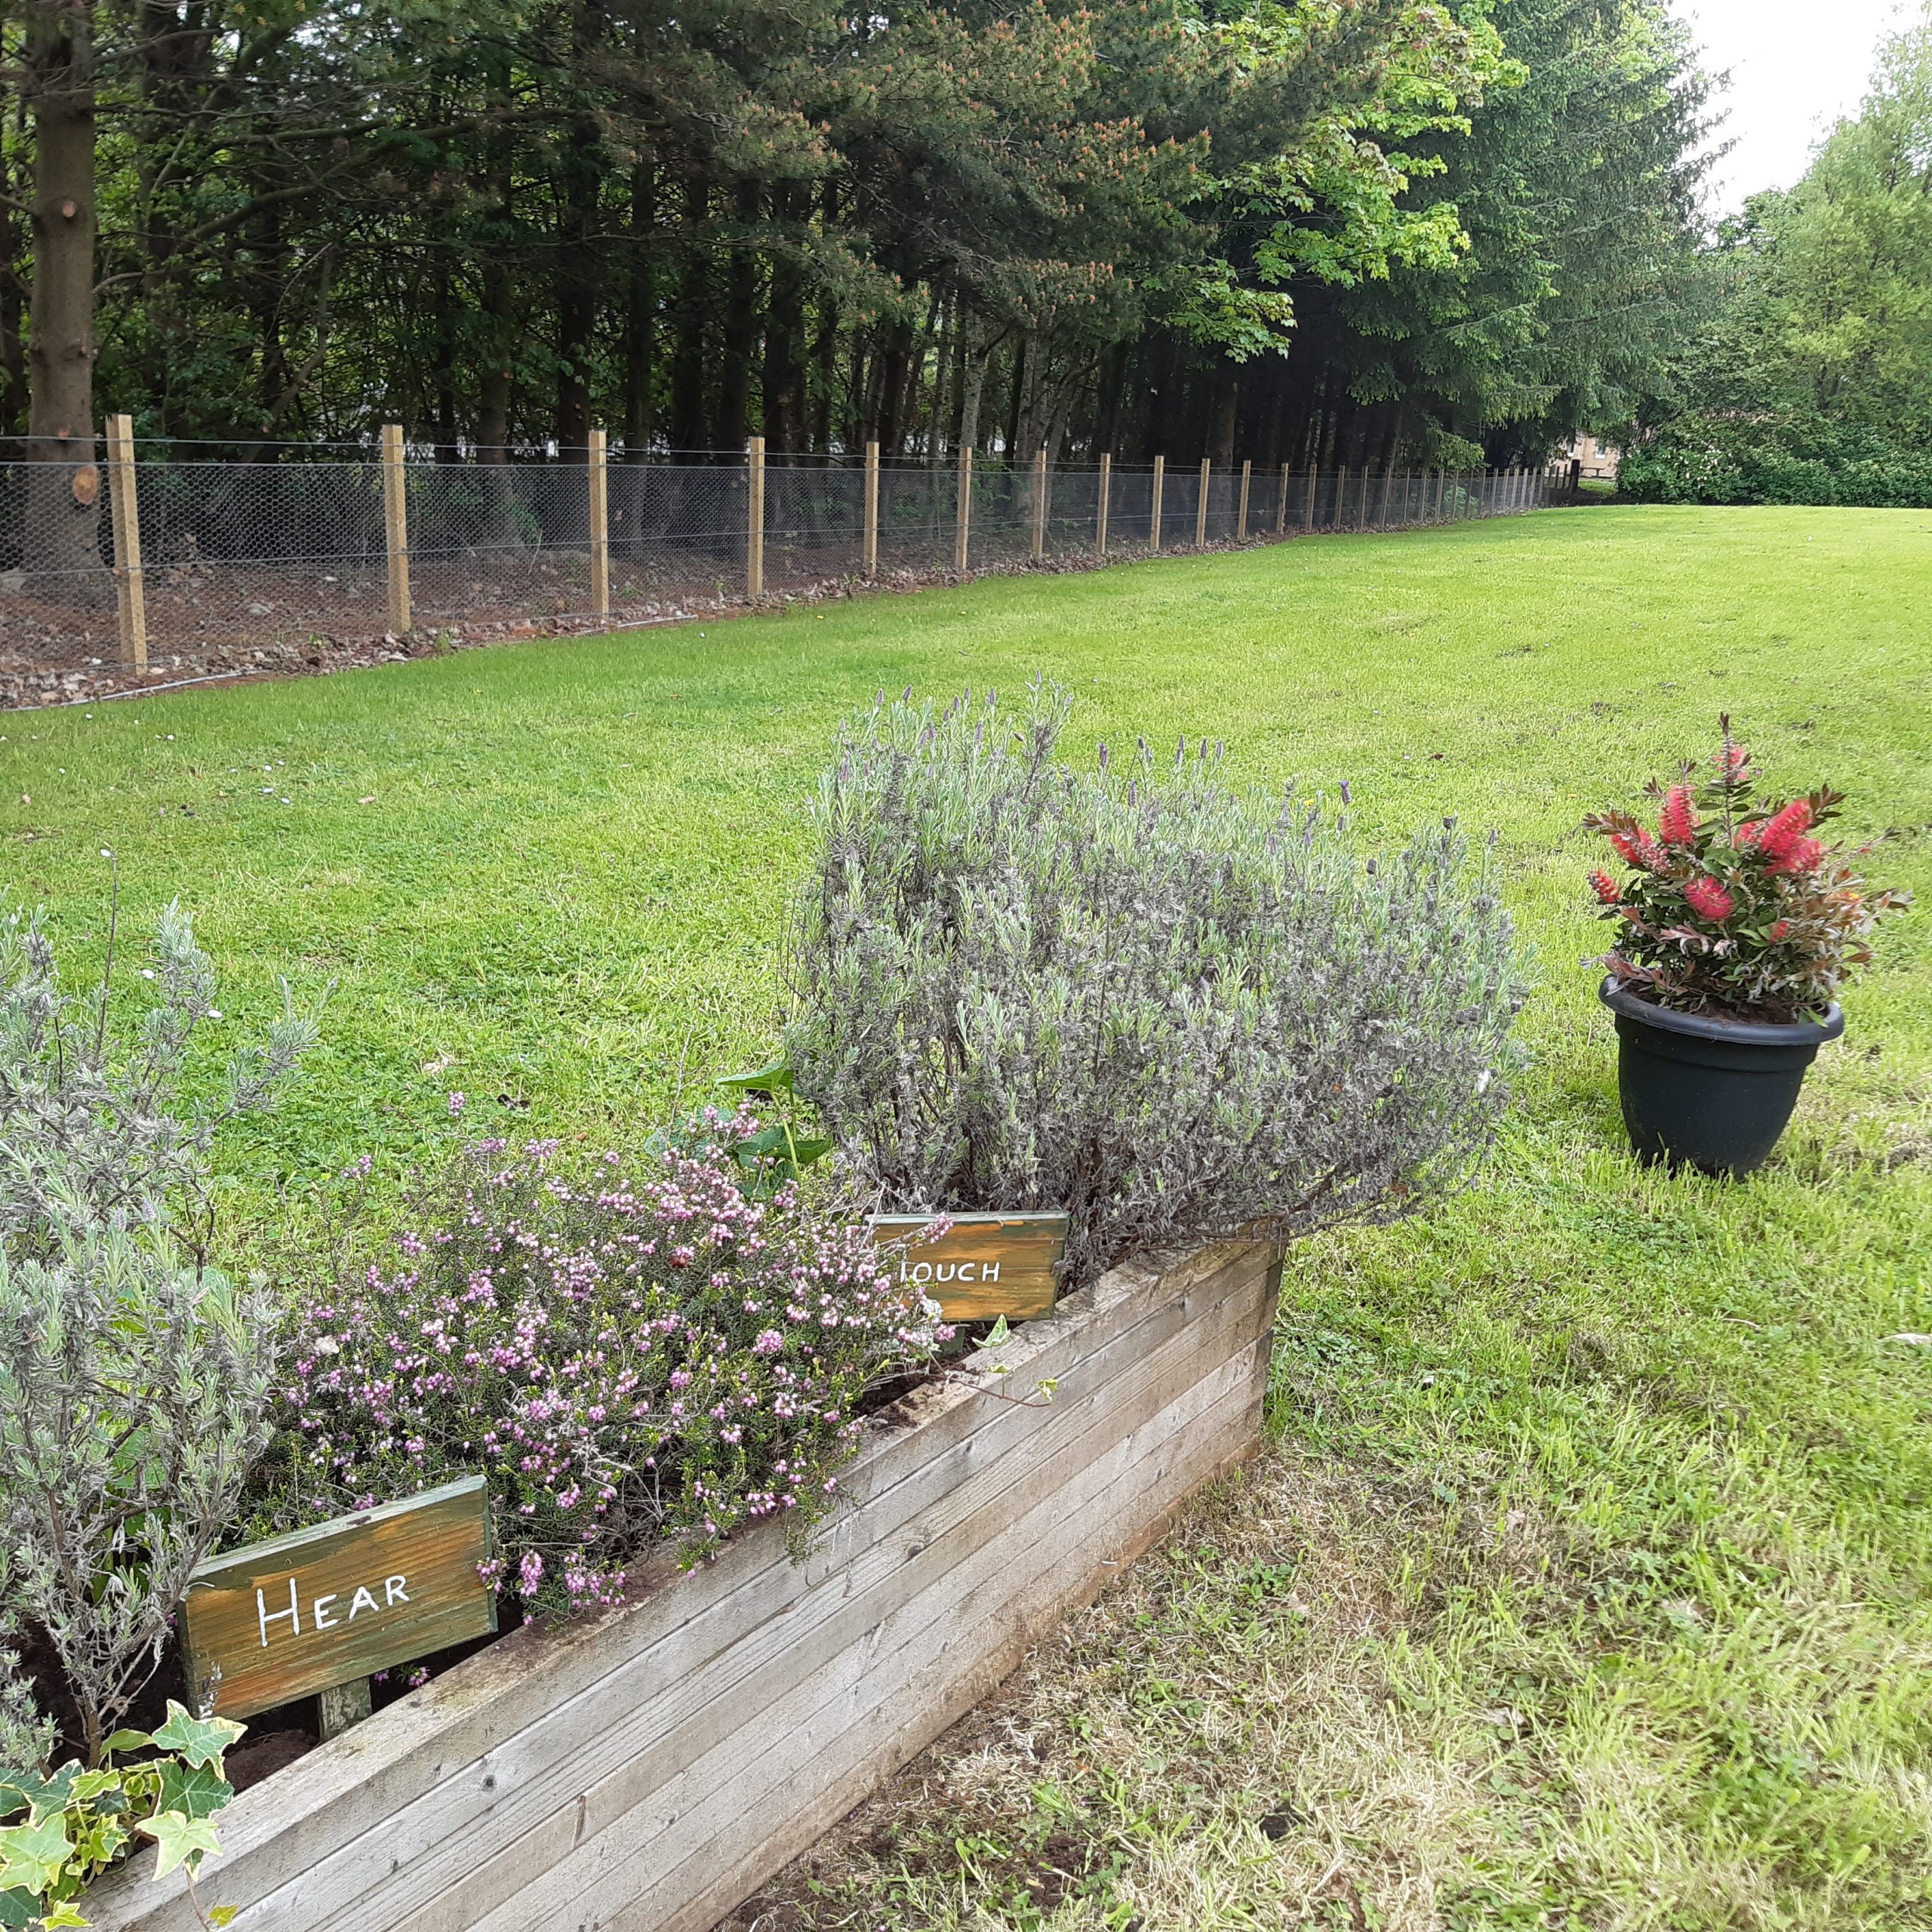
[312,1593,340,1630]
[348,1585,380,1620]
[983,1261,1000,1282]
[257,1580,300,1648]
[384,1574,411,1606]
[911,1262,932,1283]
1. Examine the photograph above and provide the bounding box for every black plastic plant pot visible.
[1598,977,1844,1178]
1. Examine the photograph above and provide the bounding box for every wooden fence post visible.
[863,440,879,577]
[105,413,147,672]
[1031,446,1048,561]
[1097,452,1111,555]
[381,422,410,634]
[746,435,765,598]
[1303,466,1318,531]
[1195,457,1210,546]
[1237,459,1251,540]
[587,426,610,624]
[955,445,972,574]
[1335,465,1349,531]
[1278,463,1291,535]
[1378,457,1396,528]
[1150,454,1164,551]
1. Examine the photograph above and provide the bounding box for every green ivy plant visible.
[0,1704,245,1930]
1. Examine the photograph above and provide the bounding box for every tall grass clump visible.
[786,681,1525,1291]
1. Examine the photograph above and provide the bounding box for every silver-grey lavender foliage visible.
[0,899,315,1764]
[786,682,1524,1291]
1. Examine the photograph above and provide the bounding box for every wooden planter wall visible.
[90,1239,1281,1932]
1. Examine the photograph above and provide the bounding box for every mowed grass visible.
[5,506,1930,1927]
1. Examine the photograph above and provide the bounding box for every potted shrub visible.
[1584,720,1910,1176]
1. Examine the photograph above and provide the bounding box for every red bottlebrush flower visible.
[1720,742,1748,780]
[1757,798,1812,861]
[1768,920,1791,941]
[1659,784,1697,845]
[1588,869,1621,906]
[1735,820,1763,848]
[1610,830,1666,872]
[1684,876,1734,921]
[1768,835,1826,876]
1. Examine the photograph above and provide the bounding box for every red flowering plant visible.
[1583,718,1910,1022]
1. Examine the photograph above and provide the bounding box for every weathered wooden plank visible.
[183,1479,495,1720]
[241,1250,1270,1932]
[657,1386,1266,1932]
[410,1273,1275,1932]
[626,1371,1271,1932]
[86,1244,1276,1932]
[870,1212,1069,1321]
[494,1343,1271,1932]
[306,1251,1274,1932]
[86,1254,1197,1932]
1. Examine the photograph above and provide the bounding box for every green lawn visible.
[6,506,1930,1927]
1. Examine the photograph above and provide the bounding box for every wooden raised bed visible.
[88,1238,1281,1932]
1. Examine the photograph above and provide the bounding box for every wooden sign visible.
[182,1476,496,1721]
[870,1211,1070,1321]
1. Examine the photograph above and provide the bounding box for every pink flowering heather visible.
[1585,718,1910,1020]
[273,1112,950,1618]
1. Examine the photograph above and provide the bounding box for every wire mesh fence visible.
[0,433,1555,705]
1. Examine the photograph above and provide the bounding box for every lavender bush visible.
[0,897,314,1763]
[268,1118,949,1616]
[786,682,1525,1289]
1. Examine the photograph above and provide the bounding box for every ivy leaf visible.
[137,1810,223,1881]
[0,1886,38,1928]
[149,1705,245,1771]
[100,1730,152,1760]
[40,1904,90,1928]
[209,1909,240,1927]
[985,1315,1011,1346]
[0,1812,72,1895]
[154,1760,232,1825]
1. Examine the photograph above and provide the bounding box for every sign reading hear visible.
[182,1475,496,1721]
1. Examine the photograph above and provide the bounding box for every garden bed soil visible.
[85,1237,1281,1932]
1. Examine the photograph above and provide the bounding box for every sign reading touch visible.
[869,1211,1070,1321]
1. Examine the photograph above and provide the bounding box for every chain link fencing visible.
[0,436,1554,706]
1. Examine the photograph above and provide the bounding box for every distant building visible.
[1565,431,1620,480]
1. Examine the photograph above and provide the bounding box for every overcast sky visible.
[1676,0,1915,212]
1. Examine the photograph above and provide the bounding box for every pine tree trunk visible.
[623,159,657,458]
[714,180,760,455]
[555,0,604,470]
[23,0,102,573]
[669,178,709,454]
[1,91,29,441]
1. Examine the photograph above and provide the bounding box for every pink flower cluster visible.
[282,1115,951,1617]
